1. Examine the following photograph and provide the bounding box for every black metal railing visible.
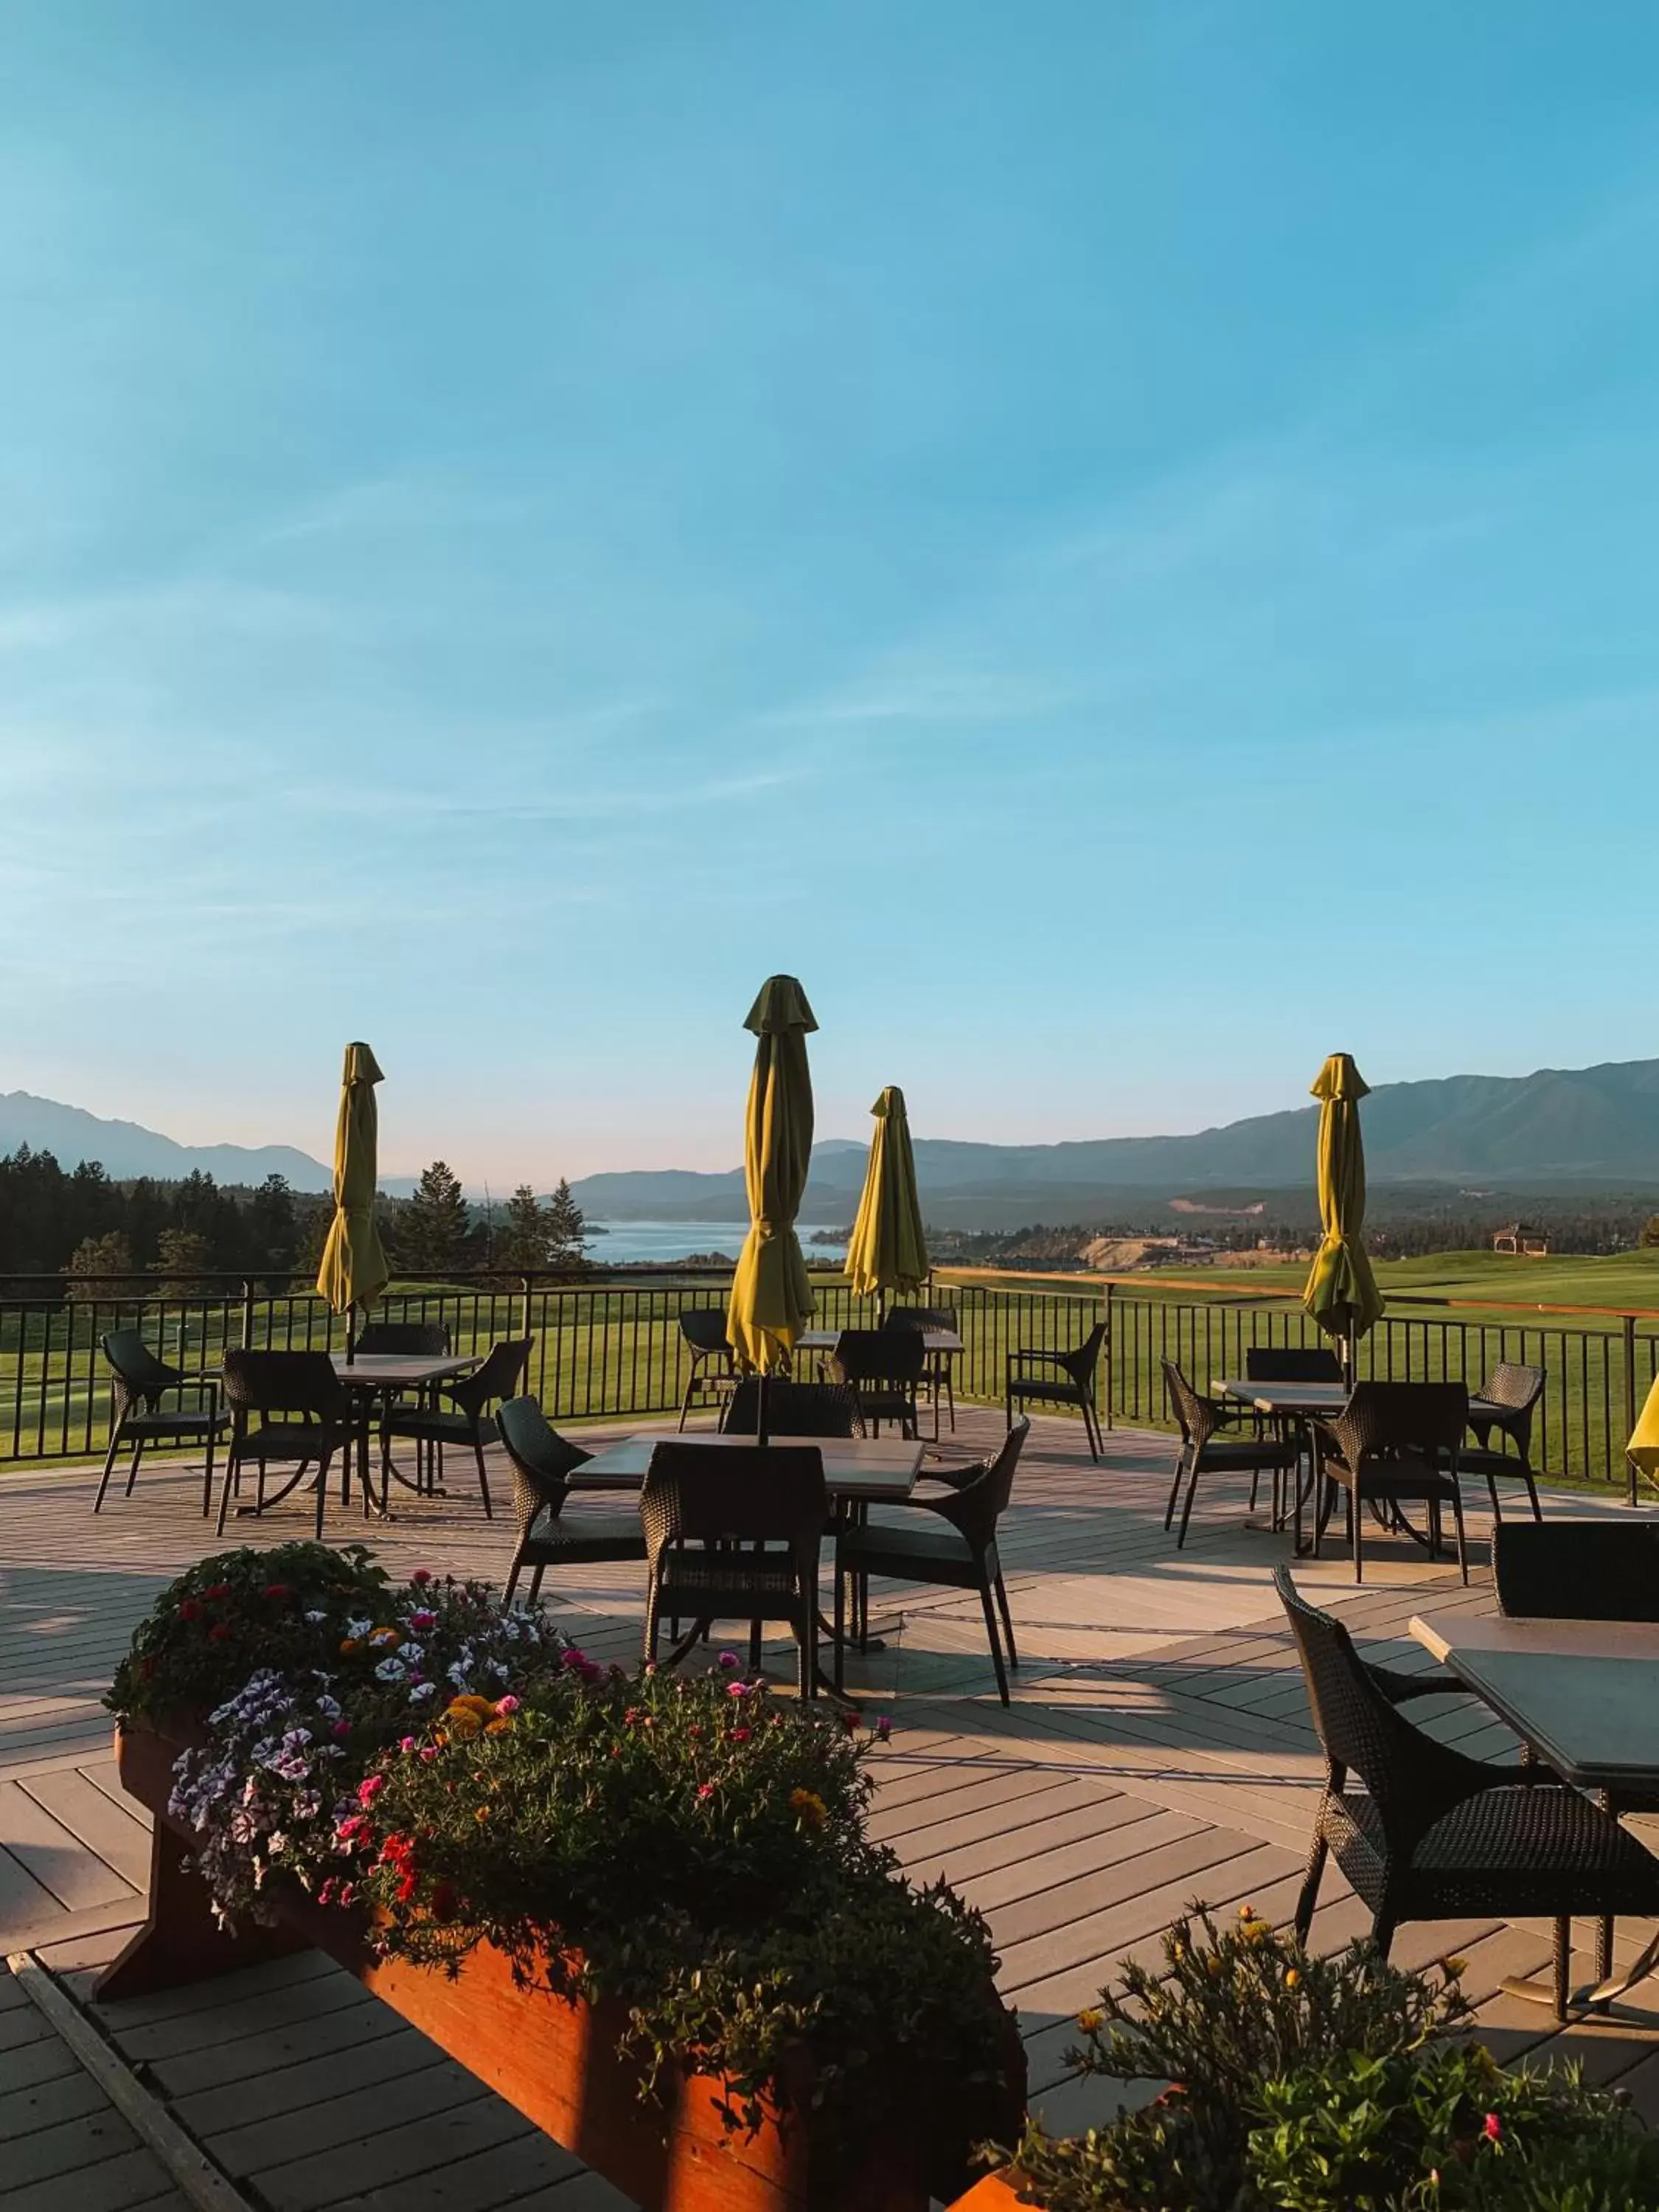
[6,1266,1658,1495]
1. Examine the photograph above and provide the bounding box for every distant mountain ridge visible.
[570,1057,1659,1223]
[0,1092,335,1191]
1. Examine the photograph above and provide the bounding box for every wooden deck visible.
[6,1405,1659,2199]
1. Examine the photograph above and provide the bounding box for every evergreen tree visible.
[151,1226,216,1299]
[245,1173,299,1276]
[496,1184,554,1272]
[544,1178,590,1265]
[397,1161,475,1279]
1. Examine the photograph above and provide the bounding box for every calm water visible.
[587,1219,847,1265]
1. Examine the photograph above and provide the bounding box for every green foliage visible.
[66,1229,140,1299]
[343,1662,1012,2155]
[544,1176,590,1262]
[1641,1215,1659,1251]
[1004,1907,1658,2211]
[395,1159,477,1277]
[106,1542,391,1723]
[151,1226,216,1298]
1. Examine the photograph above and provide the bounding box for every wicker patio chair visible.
[1444,1363,1545,1524]
[378,1337,533,1520]
[1315,1382,1470,1585]
[1276,1564,1659,2017]
[831,1329,925,1439]
[1006,1321,1106,1461]
[94,1329,229,1518]
[1495,1517,1659,1624]
[217,1349,357,1540]
[496,1396,644,1609]
[676,1308,737,1431]
[881,1304,959,1436]
[640,1442,828,1697]
[834,1418,1029,1705]
[1161,1360,1299,1549]
[721,1378,858,1438]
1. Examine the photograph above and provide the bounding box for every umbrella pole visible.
[345,1298,356,1366]
[757,1366,771,1447]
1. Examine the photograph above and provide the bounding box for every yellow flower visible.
[1238,1903,1255,1921]
[1075,2008,1105,2034]
[442,1694,497,1744]
[789,1788,828,1831]
[484,1717,512,1736]
[1284,1968,1300,1988]
[1444,1956,1469,1978]
[474,1805,490,1823]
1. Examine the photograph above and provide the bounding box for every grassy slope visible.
[1186,1248,1659,1312]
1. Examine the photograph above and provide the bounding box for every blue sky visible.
[3,3,1658,1180]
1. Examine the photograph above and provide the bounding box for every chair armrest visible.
[1366,1663,1467,1705]
[1007,1349,1070,1370]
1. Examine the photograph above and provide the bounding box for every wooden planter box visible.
[948,2174,1036,2209]
[106,1722,1024,2212]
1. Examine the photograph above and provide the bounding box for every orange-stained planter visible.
[949,2174,1043,2209]
[107,1722,1024,2212]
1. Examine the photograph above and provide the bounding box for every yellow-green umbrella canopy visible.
[316,1042,390,1321]
[844,1085,928,1304]
[1301,1051,1385,1349]
[726,977,818,1373]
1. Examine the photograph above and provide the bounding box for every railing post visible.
[521,1272,536,1343]
[240,1276,257,1352]
[1625,1311,1639,1506]
[1103,1279,1114,1430]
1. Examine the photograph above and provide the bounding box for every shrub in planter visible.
[998,1905,1659,2211]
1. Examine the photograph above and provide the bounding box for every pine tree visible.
[497,1184,553,1272]
[245,1173,299,1275]
[151,1227,216,1299]
[397,1161,475,1279]
[544,1178,590,1265]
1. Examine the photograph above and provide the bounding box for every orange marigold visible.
[788,1788,827,1831]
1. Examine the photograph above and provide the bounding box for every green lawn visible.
[1187,1248,1659,1312]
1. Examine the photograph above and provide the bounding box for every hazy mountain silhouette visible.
[0,1092,335,1190]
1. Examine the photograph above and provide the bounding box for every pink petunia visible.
[1482,2113,1502,2143]
[356,1774,385,1807]
[410,1568,433,1586]
[494,1695,521,1715]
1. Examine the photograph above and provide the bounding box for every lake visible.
[585,1219,848,1265]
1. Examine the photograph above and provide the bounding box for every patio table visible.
[1410,1607,1659,2012]
[331,1351,477,1515]
[795,1327,964,1355]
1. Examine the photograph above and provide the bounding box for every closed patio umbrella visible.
[844,1085,928,1310]
[1301,1051,1385,1377]
[726,978,818,1383]
[316,1042,390,1360]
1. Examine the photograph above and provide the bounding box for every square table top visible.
[329,1352,476,1390]
[1216,1378,1505,1422]
[1409,1608,1659,1794]
[796,1328,964,1354]
[573,1430,924,1503]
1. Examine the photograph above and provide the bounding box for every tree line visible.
[0,1147,591,1295]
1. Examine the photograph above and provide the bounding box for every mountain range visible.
[3,1056,1658,1226]
[567,1057,1659,1228]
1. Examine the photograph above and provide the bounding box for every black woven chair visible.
[94,1329,229,1517]
[835,1418,1029,1705]
[640,1442,828,1697]
[378,1338,533,1520]
[1495,1517,1659,1624]
[1006,1321,1106,1461]
[1276,1564,1659,2017]
[1315,1382,1470,1585]
[881,1304,959,1436]
[217,1350,357,1540]
[722,1379,858,1439]
[831,1329,925,1439]
[677,1308,737,1431]
[1161,1360,1299,1549]
[496,1396,644,1608]
[1445,1363,1545,1524]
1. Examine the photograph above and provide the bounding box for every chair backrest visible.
[1475,1362,1544,1455]
[1161,1359,1220,1451]
[639,1442,827,1567]
[353,1321,452,1356]
[832,1329,926,1387]
[1060,1321,1108,1385]
[678,1307,734,1358]
[1274,1564,1478,1851]
[721,1379,858,1438]
[448,1338,535,1416]
[1495,1520,1659,1624]
[495,1395,593,1534]
[101,1329,180,1398]
[936,1416,1030,1550]
[220,1349,350,1422]
[1245,1345,1343,1382]
[1328,1382,1468,1467]
[880,1305,955,1335]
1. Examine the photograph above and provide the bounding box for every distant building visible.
[1492,1222,1550,1257]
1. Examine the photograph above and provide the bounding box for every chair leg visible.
[473,1431,493,1519]
[1371,1909,1397,1962]
[123,1438,145,1498]
[315,1451,333,1540]
[977,1579,1010,1706]
[1175,1458,1202,1548]
[1523,1467,1543,1523]
[797,1595,815,1701]
[215,1449,239,1538]
[528,1564,546,1608]
[1164,1447,1189,1531]
[833,1555,846,1694]
[94,1421,126,1514]
[1449,1478,1470,1586]
[504,1551,522,1607]
[1553,1916,1571,2020]
[1352,1488,1364,1583]
[201,1427,216,1519]
[994,1573,1018,1669]
[1294,1832,1329,1942]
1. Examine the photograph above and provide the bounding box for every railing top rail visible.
[931,1263,1659,1325]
